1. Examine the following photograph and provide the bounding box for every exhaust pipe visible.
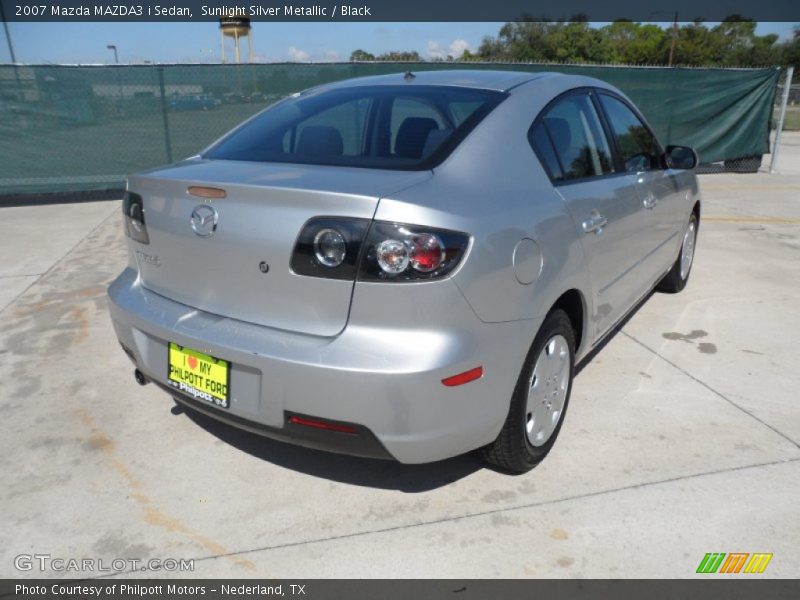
[134,369,149,386]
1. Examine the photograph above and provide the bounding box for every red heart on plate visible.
[187,356,198,370]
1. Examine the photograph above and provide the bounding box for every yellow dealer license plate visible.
[167,343,230,408]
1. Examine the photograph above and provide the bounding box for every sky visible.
[0,21,797,64]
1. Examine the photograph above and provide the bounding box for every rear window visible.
[204,85,505,170]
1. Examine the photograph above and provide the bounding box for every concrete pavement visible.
[1,136,798,578]
[0,201,118,313]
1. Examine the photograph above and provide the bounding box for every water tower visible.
[220,17,254,63]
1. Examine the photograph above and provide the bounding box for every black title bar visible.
[2,580,800,600]
[1,0,799,22]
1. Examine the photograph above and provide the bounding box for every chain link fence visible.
[697,69,796,174]
[0,62,783,196]
[774,81,799,130]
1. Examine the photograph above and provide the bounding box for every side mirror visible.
[665,145,699,170]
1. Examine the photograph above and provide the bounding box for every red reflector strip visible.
[441,366,484,387]
[288,415,358,435]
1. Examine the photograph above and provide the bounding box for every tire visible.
[657,212,698,294]
[481,309,575,474]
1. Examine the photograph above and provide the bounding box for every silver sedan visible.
[108,70,700,473]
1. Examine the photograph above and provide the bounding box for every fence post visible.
[770,65,793,174]
[157,66,174,163]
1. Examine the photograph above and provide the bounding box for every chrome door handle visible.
[582,212,607,235]
[643,195,658,210]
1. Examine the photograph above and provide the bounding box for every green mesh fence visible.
[0,62,781,196]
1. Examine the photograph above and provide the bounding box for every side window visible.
[539,94,614,181]
[529,122,563,180]
[598,94,661,172]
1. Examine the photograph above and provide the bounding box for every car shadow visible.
[172,290,655,492]
[176,404,485,492]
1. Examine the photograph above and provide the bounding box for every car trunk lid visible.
[129,159,430,337]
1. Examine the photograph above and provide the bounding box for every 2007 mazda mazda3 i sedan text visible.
[108,70,701,473]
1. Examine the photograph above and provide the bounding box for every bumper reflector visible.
[442,366,484,387]
[288,415,359,435]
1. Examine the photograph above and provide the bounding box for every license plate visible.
[167,342,230,408]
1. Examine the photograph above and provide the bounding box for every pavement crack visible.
[0,207,118,317]
[174,456,800,570]
[74,407,257,575]
[621,330,800,449]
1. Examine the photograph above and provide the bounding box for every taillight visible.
[359,222,469,282]
[375,239,409,274]
[290,217,370,280]
[122,191,149,245]
[408,233,445,272]
[313,228,347,267]
[291,218,469,282]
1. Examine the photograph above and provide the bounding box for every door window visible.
[536,93,614,182]
[598,94,662,172]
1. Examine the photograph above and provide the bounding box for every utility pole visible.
[0,1,17,63]
[0,1,21,95]
[668,12,679,67]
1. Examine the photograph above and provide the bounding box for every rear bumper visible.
[164,382,393,460]
[108,267,539,463]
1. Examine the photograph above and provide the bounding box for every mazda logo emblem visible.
[190,204,218,237]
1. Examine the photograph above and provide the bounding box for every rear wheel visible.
[657,212,698,293]
[481,309,575,474]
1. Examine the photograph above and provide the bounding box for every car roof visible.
[317,69,561,93]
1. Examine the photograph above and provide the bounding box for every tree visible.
[599,21,668,64]
[671,20,719,65]
[376,51,422,61]
[709,18,753,64]
[347,19,786,68]
[548,21,604,63]
[478,19,554,62]
[349,49,375,62]
[472,18,783,66]
[780,27,800,70]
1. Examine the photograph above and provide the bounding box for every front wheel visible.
[481,309,575,474]
[657,212,698,294]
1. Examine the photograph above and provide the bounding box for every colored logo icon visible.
[696,553,773,574]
